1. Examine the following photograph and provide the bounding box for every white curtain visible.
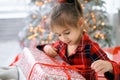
[104,0,120,14]
[0,0,30,18]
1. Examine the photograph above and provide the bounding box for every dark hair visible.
[49,0,83,30]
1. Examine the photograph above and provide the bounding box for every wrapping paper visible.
[103,46,120,63]
[17,47,86,80]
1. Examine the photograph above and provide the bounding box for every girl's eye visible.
[58,34,61,36]
[65,32,70,35]
[56,34,61,37]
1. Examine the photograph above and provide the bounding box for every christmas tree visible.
[80,0,113,47]
[19,0,113,48]
[19,0,57,47]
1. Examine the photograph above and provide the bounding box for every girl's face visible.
[52,18,84,46]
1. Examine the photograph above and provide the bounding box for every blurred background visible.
[0,0,120,66]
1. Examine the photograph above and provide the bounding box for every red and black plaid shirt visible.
[37,33,120,80]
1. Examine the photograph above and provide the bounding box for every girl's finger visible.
[91,60,102,69]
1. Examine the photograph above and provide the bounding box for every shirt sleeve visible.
[90,41,120,80]
[90,41,109,61]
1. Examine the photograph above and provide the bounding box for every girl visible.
[37,0,119,80]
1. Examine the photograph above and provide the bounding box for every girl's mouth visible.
[67,41,71,44]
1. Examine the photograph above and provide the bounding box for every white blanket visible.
[0,66,26,80]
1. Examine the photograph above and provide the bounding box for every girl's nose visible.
[61,36,68,43]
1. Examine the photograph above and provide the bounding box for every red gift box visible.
[16,48,86,80]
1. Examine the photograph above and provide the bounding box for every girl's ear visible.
[78,17,84,27]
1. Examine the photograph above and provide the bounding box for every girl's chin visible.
[67,42,78,46]
[67,43,74,45]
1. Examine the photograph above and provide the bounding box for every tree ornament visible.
[57,0,66,3]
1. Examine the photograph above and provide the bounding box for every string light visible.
[101,22,105,26]
[35,1,44,6]
[84,0,88,3]
[94,32,105,40]
[48,32,53,40]
[91,12,96,23]
[33,27,39,33]
[44,0,51,3]
[28,33,38,40]
[29,24,33,32]
[81,4,85,9]
[47,0,52,2]
[32,15,37,19]
[100,33,105,39]
[95,33,99,38]
[93,25,96,29]
[42,16,47,20]
[38,28,45,32]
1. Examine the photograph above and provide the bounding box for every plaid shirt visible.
[37,33,120,80]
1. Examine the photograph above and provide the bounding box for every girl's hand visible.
[43,45,58,57]
[91,60,113,74]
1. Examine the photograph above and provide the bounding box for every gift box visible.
[103,46,120,63]
[17,47,86,80]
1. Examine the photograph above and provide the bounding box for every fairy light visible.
[95,32,100,38]
[35,1,44,6]
[47,0,52,2]
[81,4,85,9]
[83,29,87,32]
[45,40,49,44]
[100,33,105,39]
[101,22,105,26]
[91,12,95,18]
[45,0,52,3]
[91,12,96,23]
[29,24,33,32]
[93,25,96,29]
[95,34,98,38]
[42,15,47,20]
[48,33,52,40]
[94,32,105,40]
[38,28,45,32]
[33,27,39,33]
[84,0,88,3]
[28,33,38,40]
[41,40,45,44]
[32,15,37,19]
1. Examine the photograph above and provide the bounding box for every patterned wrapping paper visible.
[17,47,86,80]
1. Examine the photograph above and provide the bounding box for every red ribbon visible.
[103,46,120,55]
[28,61,92,80]
[9,53,21,66]
[113,46,120,54]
